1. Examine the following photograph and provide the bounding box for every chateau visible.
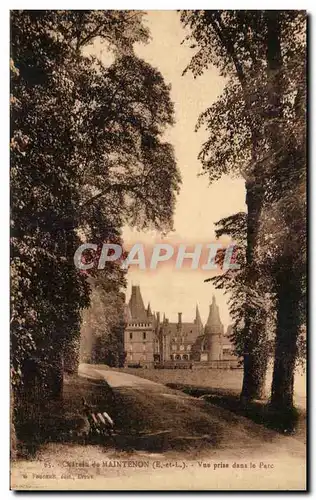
[124,285,238,368]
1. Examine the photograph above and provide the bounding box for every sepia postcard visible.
[10,9,307,491]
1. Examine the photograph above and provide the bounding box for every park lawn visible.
[113,367,306,442]
[15,373,116,457]
[114,366,306,409]
[114,367,243,395]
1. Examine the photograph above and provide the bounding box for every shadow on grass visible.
[166,383,305,438]
[15,374,116,458]
[15,374,220,458]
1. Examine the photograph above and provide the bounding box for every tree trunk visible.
[47,351,64,400]
[63,337,79,374]
[240,179,267,403]
[241,11,285,404]
[241,322,268,402]
[265,11,302,410]
[208,12,269,403]
[271,262,300,409]
[10,389,17,460]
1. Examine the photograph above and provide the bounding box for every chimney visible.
[178,312,182,325]
[157,312,160,324]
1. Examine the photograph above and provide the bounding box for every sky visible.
[93,11,247,329]
[123,11,246,329]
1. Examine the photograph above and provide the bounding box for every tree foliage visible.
[80,276,126,368]
[181,10,306,406]
[10,11,180,401]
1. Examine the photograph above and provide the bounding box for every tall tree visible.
[206,212,273,383]
[259,11,306,409]
[181,10,306,406]
[11,10,180,413]
[181,11,269,401]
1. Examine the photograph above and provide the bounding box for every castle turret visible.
[147,302,153,318]
[124,304,132,323]
[194,304,203,335]
[125,285,155,367]
[129,285,147,321]
[203,295,224,361]
[204,295,224,336]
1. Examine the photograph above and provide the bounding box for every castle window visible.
[143,332,147,340]
[180,345,184,351]
[171,344,176,351]
[143,344,146,352]
[129,332,133,340]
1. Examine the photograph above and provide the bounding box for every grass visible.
[166,383,305,439]
[113,367,306,441]
[14,372,237,457]
[14,374,115,457]
[14,366,306,459]
[115,366,244,393]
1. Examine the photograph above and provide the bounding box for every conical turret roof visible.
[195,304,203,334]
[129,285,147,321]
[147,302,153,318]
[204,295,224,335]
[124,303,132,322]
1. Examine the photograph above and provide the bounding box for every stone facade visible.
[124,286,156,366]
[192,296,224,362]
[124,285,237,367]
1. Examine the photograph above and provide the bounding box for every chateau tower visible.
[191,295,224,362]
[205,296,224,334]
[123,303,132,323]
[147,302,153,319]
[123,286,236,368]
[194,304,203,335]
[124,286,155,366]
[129,285,147,321]
[204,295,224,360]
